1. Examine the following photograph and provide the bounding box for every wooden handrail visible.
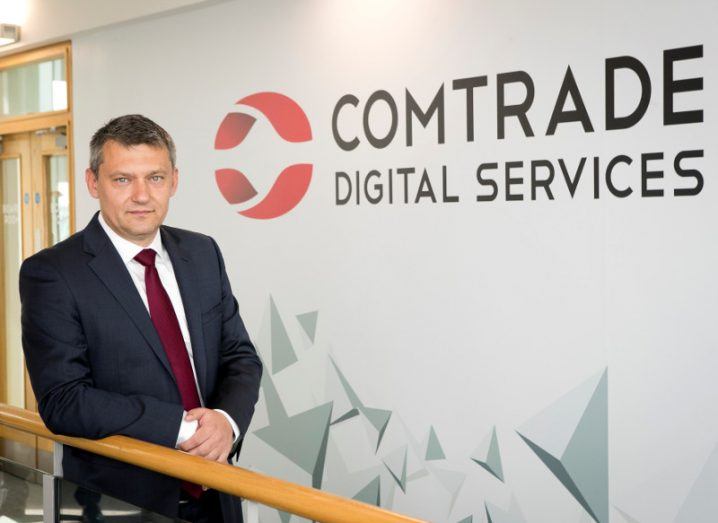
[0,404,426,523]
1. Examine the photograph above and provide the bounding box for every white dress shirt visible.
[98,213,239,447]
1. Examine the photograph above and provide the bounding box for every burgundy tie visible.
[134,248,203,498]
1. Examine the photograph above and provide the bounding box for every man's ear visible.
[85,169,100,199]
[170,167,179,196]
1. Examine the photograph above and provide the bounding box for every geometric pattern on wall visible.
[471,425,504,482]
[426,425,446,461]
[249,295,615,522]
[270,295,298,374]
[353,476,381,506]
[323,436,385,511]
[611,505,640,523]
[674,441,718,522]
[296,310,319,343]
[613,506,641,523]
[253,364,333,488]
[331,407,360,425]
[330,356,392,452]
[517,369,608,523]
[485,496,527,523]
[383,445,409,493]
[432,466,466,513]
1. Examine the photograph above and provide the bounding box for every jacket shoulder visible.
[161,224,217,250]
[21,229,87,272]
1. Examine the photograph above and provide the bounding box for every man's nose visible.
[131,179,150,202]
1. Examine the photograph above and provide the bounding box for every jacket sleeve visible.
[205,237,263,441]
[20,253,184,448]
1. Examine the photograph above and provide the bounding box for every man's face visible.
[86,140,178,247]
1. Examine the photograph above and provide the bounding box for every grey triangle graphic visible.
[385,464,406,494]
[330,357,392,451]
[433,466,466,513]
[364,406,392,452]
[471,426,504,482]
[296,310,319,342]
[485,497,526,523]
[407,469,430,482]
[486,427,504,480]
[518,432,598,522]
[426,426,446,460]
[278,511,291,523]
[519,370,604,457]
[383,446,408,493]
[331,408,360,425]
[259,357,288,424]
[270,296,297,374]
[518,369,608,523]
[472,458,504,483]
[613,507,640,523]
[329,356,362,407]
[254,401,333,488]
[613,505,640,523]
[561,371,608,522]
[457,517,473,523]
[353,476,381,506]
[675,441,718,522]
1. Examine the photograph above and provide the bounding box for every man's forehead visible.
[98,141,173,176]
[102,140,170,157]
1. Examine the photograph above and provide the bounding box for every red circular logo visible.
[214,92,313,219]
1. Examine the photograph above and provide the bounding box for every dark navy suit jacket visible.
[20,212,262,519]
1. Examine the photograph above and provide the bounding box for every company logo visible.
[214,92,312,219]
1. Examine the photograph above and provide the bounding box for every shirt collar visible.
[98,212,167,264]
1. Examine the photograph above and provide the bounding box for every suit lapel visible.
[161,227,208,399]
[83,213,176,382]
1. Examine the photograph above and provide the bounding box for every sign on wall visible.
[73,2,717,521]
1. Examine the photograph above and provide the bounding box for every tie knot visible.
[134,248,157,268]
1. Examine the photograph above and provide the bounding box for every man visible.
[20,114,262,522]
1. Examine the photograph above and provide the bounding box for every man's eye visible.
[151,175,163,182]
[115,177,128,183]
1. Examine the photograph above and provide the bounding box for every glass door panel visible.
[0,56,67,118]
[1,157,22,408]
[45,155,70,246]
[30,127,69,254]
[0,132,31,409]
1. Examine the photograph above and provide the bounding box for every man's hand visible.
[179,408,234,463]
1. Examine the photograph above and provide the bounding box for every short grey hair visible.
[89,114,176,176]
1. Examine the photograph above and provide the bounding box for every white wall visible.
[0,0,223,55]
[71,1,718,522]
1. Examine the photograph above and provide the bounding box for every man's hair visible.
[89,114,176,176]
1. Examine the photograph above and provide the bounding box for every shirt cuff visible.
[215,409,241,444]
[175,411,198,448]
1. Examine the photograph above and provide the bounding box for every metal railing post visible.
[42,474,59,523]
[52,441,63,477]
[246,500,260,523]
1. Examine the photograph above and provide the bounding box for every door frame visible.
[0,41,74,407]
[0,41,74,465]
